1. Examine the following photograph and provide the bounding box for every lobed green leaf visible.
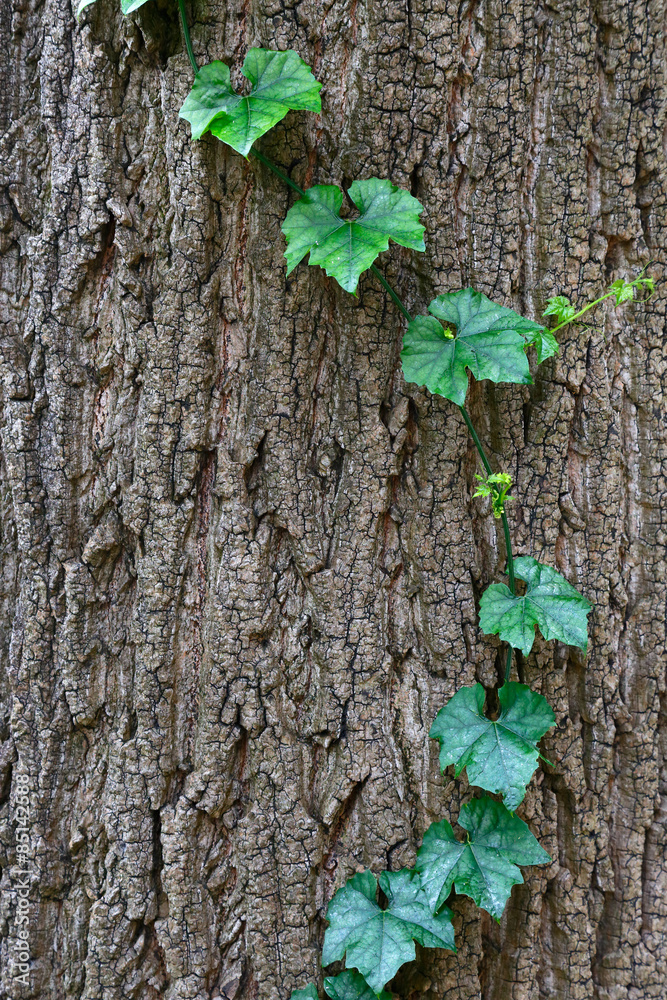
[400,288,553,407]
[322,868,455,993]
[281,178,425,294]
[543,295,576,325]
[479,555,592,656]
[324,970,392,1000]
[429,682,555,811]
[416,796,551,920]
[179,49,321,156]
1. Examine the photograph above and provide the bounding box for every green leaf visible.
[121,0,152,11]
[526,326,559,363]
[609,279,636,305]
[281,178,425,294]
[479,555,592,656]
[75,0,97,15]
[178,49,322,156]
[400,288,548,406]
[324,970,392,1000]
[322,869,455,993]
[429,682,555,810]
[416,796,551,920]
[543,295,576,325]
[291,988,319,1000]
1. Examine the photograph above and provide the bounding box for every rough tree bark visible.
[0,0,666,998]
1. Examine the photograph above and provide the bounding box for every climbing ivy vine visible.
[77,2,656,997]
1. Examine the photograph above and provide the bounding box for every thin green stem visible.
[242,147,518,680]
[177,0,198,76]
[369,264,413,323]
[550,290,615,332]
[458,406,493,477]
[250,149,306,196]
[459,406,516,597]
[499,508,516,594]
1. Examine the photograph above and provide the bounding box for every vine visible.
[77,2,656,997]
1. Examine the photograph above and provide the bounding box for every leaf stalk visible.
[177,0,198,76]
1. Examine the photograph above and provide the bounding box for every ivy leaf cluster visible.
[281,179,425,293]
[321,869,455,993]
[76,22,654,997]
[479,556,592,655]
[166,42,596,1000]
[179,49,322,156]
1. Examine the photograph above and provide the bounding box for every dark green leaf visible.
[291,987,319,1000]
[416,796,551,920]
[479,555,592,655]
[179,49,321,156]
[281,178,425,294]
[322,869,455,993]
[324,970,392,1000]
[429,682,555,810]
[400,288,547,406]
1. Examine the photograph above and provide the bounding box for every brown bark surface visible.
[1,0,666,998]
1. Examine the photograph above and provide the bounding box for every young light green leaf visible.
[473,472,513,519]
[415,796,551,920]
[479,555,592,656]
[281,178,425,294]
[291,987,319,1000]
[429,682,555,810]
[543,295,576,325]
[324,970,392,1000]
[322,869,455,993]
[121,0,152,12]
[75,0,97,15]
[609,279,636,305]
[178,49,322,156]
[400,288,549,406]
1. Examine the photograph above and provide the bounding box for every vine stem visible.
[177,0,198,76]
[550,289,618,332]
[250,149,306,196]
[369,264,413,323]
[232,137,520,684]
[459,407,516,684]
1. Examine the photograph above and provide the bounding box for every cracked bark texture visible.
[0,0,666,998]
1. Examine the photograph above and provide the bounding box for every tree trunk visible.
[1,0,665,998]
